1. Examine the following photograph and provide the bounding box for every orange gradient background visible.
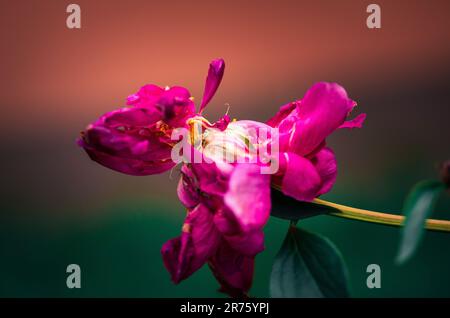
[1,0,449,217]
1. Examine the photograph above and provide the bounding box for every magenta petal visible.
[126,84,195,128]
[224,164,271,232]
[211,114,231,131]
[79,107,175,175]
[199,58,225,112]
[79,138,175,175]
[266,102,296,128]
[289,82,356,156]
[313,147,337,196]
[223,230,265,256]
[339,113,367,129]
[102,107,161,127]
[189,160,231,197]
[208,241,254,297]
[161,204,220,284]
[213,209,265,256]
[212,209,237,234]
[155,86,195,127]
[177,166,201,209]
[180,145,233,196]
[279,152,322,201]
[126,84,164,107]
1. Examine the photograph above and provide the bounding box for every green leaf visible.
[396,180,445,265]
[271,188,340,221]
[270,225,350,298]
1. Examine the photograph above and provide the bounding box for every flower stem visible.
[313,198,450,232]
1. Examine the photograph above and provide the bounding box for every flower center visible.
[187,116,273,164]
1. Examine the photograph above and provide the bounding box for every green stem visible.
[314,198,450,233]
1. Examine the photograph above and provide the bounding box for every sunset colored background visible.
[1,0,450,297]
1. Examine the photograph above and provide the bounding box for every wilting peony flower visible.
[78,58,365,297]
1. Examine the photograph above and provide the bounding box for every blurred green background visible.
[2,166,450,297]
[1,0,450,297]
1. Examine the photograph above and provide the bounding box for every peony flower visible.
[78,58,365,297]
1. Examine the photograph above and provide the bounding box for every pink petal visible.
[79,138,175,175]
[213,209,265,256]
[266,102,296,128]
[177,165,201,209]
[186,149,232,196]
[126,84,164,107]
[211,114,230,131]
[80,145,173,175]
[288,82,356,156]
[223,230,265,256]
[79,107,175,175]
[126,84,195,128]
[313,147,337,196]
[161,204,220,284]
[199,58,225,112]
[339,113,367,129]
[155,86,195,127]
[279,152,322,201]
[208,240,254,298]
[224,164,271,232]
[102,107,161,127]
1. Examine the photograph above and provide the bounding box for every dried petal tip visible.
[440,160,450,188]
